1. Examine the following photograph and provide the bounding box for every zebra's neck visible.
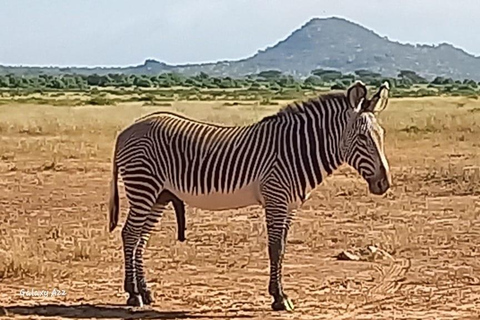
[304,96,349,186]
[259,93,350,192]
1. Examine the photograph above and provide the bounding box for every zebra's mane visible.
[135,91,348,127]
[259,91,347,123]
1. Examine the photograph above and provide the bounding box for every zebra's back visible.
[116,112,277,210]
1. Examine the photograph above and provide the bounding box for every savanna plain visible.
[0,93,479,319]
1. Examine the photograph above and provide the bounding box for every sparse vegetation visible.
[0,69,479,105]
[0,94,479,318]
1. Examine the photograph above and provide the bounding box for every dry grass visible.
[0,96,479,319]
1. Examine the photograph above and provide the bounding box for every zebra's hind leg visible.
[265,201,294,312]
[121,207,148,307]
[135,202,166,305]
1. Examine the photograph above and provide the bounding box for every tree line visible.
[0,69,478,94]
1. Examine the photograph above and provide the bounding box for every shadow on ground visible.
[0,304,255,319]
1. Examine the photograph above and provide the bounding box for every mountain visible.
[2,17,480,80]
[234,17,480,80]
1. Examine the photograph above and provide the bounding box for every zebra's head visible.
[341,81,391,195]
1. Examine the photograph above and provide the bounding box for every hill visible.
[2,17,480,80]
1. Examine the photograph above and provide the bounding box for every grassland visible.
[0,93,479,319]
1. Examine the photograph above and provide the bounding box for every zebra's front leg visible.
[135,203,165,305]
[265,204,294,312]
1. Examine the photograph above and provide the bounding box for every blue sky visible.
[1,0,478,67]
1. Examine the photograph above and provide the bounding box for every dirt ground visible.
[0,97,479,319]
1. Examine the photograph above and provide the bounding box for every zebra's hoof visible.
[271,296,294,312]
[140,289,154,305]
[126,294,143,307]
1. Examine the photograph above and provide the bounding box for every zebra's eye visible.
[358,134,368,142]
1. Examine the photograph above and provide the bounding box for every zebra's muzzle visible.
[367,176,390,195]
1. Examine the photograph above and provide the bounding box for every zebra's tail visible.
[108,150,120,233]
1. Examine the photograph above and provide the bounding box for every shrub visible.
[331,82,347,90]
[134,78,153,88]
[87,96,115,105]
[303,75,323,87]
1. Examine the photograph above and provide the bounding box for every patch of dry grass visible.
[0,96,479,318]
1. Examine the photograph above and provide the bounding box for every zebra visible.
[108,81,391,311]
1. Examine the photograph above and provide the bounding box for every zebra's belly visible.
[166,181,264,211]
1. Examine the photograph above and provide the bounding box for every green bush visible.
[87,96,115,105]
[249,82,261,90]
[415,89,438,97]
[134,77,153,88]
[257,70,282,79]
[331,82,347,90]
[303,75,323,87]
[311,69,342,82]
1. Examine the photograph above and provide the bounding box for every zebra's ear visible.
[347,81,367,112]
[364,81,390,114]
